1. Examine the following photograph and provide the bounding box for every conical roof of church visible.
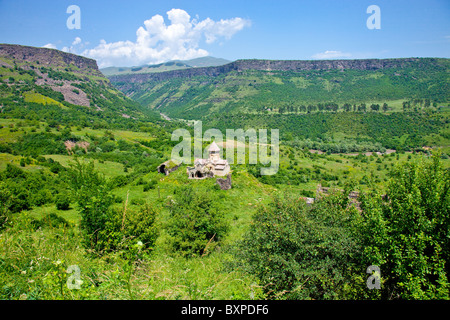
[209,141,220,152]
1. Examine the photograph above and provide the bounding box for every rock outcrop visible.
[0,44,103,77]
[0,43,144,117]
[216,174,232,190]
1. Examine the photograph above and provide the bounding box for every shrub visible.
[97,203,158,255]
[0,183,12,229]
[357,152,450,299]
[32,189,53,207]
[66,160,113,251]
[130,198,145,206]
[143,180,157,192]
[49,162,64,174]
[299,189,314,198]
[6,185,31,213]
[111,175,128,188]
[31,212,70,229]
[232,193,360,299]
[55,194,71,211]
[166,186,228,257]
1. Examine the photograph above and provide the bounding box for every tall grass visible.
[0,208,263,300]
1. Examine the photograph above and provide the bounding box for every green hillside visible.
[108,58,450,151]
[1,46,450,301]
[109,58,449,120]
[0,44,163,129]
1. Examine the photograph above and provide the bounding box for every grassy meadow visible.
[2,115,449,299]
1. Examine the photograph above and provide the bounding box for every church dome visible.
[209,141,220,152]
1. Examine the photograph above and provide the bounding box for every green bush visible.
[31,212,70,229]
[66,160,113,251]
[167,186,228,257]
[143,180,157,192]
[111,175,128,188]
[55,194,71,211]
[31,189,53,207]
[97,203,158,255]
[232,192,360,300]
[357,152,450,299]
[0,182,12,230]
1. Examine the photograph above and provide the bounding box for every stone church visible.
[187,142,231,179]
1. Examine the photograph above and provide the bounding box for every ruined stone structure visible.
[216,174,232,190]
[187,142,230,179]
[157,160,181,176]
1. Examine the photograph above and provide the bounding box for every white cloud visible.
[82,9,251,68]
[61,37,87,54]
[72,37,82,46]
[311,50,352,60]
[42,43,57,49]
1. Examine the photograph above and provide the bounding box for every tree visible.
[233,192,361,299]
[358,152,450,299]
[0,182,12,229]
[66,159,113,250]
[370,104,380,112]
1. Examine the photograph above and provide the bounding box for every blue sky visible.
[0,0,448,67]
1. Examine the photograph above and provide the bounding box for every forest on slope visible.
[108,57,450,152]
[109,58,449,119]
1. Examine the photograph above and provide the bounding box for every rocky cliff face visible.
[0,44,102,77]
[0,44,146,116]
[231,58,431,72]
[108,57,441,84]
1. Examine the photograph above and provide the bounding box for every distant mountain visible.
[100,61,191,77]
[181,56,231,68]
[100,56,231,76]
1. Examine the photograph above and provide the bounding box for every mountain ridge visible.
[108,57,448,84]
[107,57,449,120]
[0,43,102,77]
[0,43,160,123]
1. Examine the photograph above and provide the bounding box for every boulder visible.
[216,174,232,190]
